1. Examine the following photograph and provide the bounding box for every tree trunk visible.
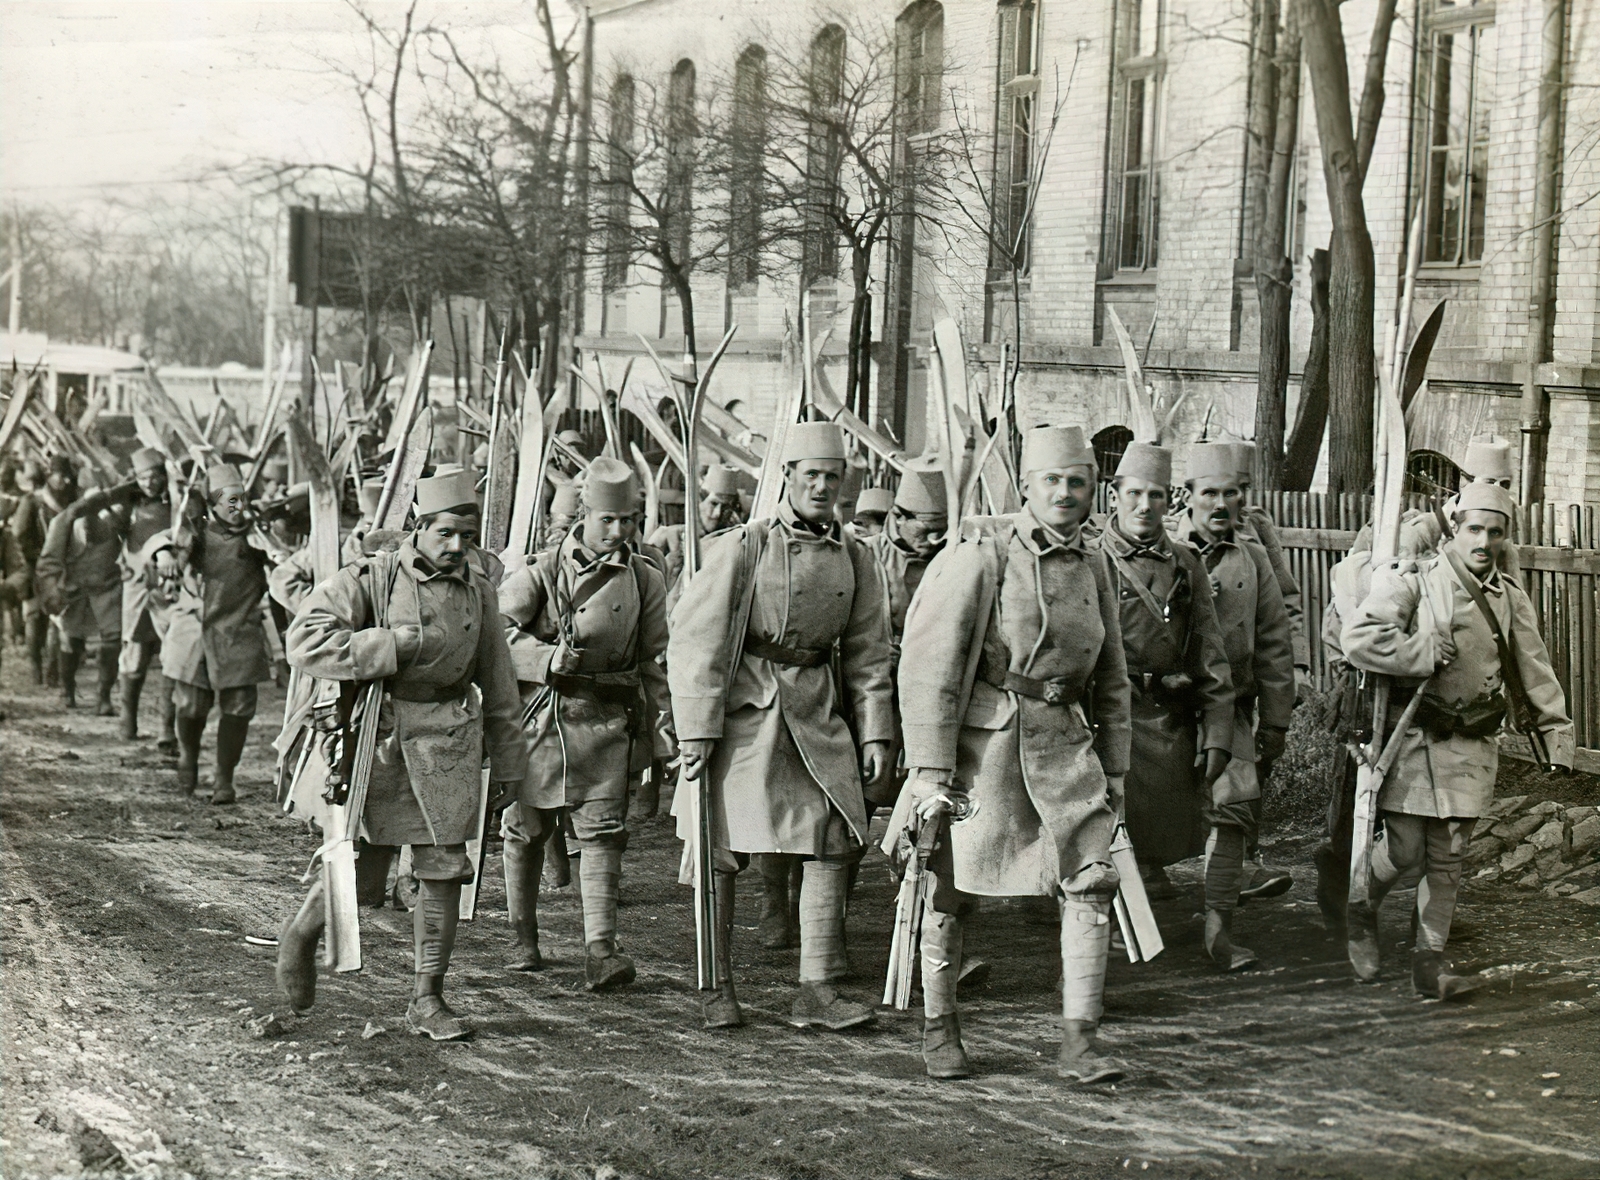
[1284,247,1329,491]
[846,245,871,418]
[1253,0,1300,491]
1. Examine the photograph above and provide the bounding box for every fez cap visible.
[1185,443,1239,486]
[583,456,639,513]
[1114,441,1171,487]
[1455,481,1514,518]
[896,454,948,515]
[780,421,847,464]
[414,468,480,516]
[357,477,385,517]
[206,462,245,494]
[1228,440,1257,481]
[703,464,742,497]
[131,447,166,474]
[854,487,894,518]
[1463,436,1514,481]
[1020,426,1094,474]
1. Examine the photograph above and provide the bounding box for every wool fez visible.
[357,477,386,517]
[1455,481,1514,518]
[583,456,639,513]
[896,454,947,515]
[1020,425,1095,474]
[1228,441,1257,482]
[1463,436,1515,481]
[1185,443,1239,486]
[131,447,166,474]
[703,464,743,497]
[780,421,847,464]
[206,462,245,494]
[1115,441,1172,487]
[414,468,480,516]
[549,481,581,518]
[854,487,895,518]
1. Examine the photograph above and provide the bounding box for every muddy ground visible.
[4,650,1599,1180]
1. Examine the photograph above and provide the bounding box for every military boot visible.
[94,643,118,717]
[26,613,45,683]
[754,853,795,949]
[701,869,743,1029]
[59,638,81,707]
[407,879,472,1041]
[1057,890,1127,1084]
[789,861,874,1031]
[1412,949,1484,1001]
[1204,909,1258,972]
[44,627,60,688]
[275,880,326,1014]
[355,841,395,908]
[502,835,545,971]
[209,715,249,804]
[174,715,205,796]
[155,677,178,756]
[1345,899,1381,982]
[920,911,970,1079]
[579,844,636,991]
[119,674,144,741]
[1238,850,1293,904]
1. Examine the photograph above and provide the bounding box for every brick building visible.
[576,0,1600,501]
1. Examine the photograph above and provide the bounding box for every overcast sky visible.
[1,1,547,203]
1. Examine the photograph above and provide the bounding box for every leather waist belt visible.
[1130,669,1198,710]
[745,637,830,668]
[387,675,473,704]
[1404,691,1506,740]
[1000,670,1084,707]
[548,668,642,704]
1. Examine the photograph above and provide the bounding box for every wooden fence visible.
[1262,491,1600,771]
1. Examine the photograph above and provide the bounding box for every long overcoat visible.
[893,512,1132,896]
[160,521,271,690]
[121,495,173,644]
[286,539,527,846]
[667,500,894,856]
[36,505,123,639]
[500,528,671,812]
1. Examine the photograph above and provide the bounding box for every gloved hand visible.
[1202,747,1231,787]
[1257,725,1288,766]
[907,767,962,823]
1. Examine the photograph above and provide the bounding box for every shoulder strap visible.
[1432,498,1454,541]
[1443,548,1532,735]
[721,521,769,696]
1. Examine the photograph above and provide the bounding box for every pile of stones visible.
[1466,794,1600,905]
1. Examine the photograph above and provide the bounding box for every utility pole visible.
[261,206,281,403]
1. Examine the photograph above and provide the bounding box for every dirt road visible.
[4,657,1598,1180]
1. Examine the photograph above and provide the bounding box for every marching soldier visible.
[1398,437,1522,578]
[276,468,527,1040]
[848,486,893,540]
[540,481,581,553]
[152,463,272,803]
[1093,442,1234,897]
[1170,444,1295,971]
[34,478,125,713]
[668,421,894,1031]
[11,455,77,684]
[648,463,746,590]
[498,457,672,986]
[1338,482,1573,998]
[894,425,1132,1082]
[119,448,177,747]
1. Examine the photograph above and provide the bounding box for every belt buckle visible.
[1042,678,1067,706]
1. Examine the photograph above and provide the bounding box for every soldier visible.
[11,455,77,684]
[669,421,894,1031]
[118,448,177,747]
[894,425,1132,1082]
[849,487,893,540]
[268,478,392,614]
[1338,482,1573,998]
[152,462,272,803]
[1170,444,1295,970]
[1093,442,1234,898]
[647,463,747,590]
[497,457,672,986]
[0,460,23,644]
[1398,437,1522,578]
[277,468,527,1040]
[540,481,581,552]
[34,478,125,713]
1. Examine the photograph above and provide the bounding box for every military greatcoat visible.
[1338,555,1573,817]
[500,528,671,812]
[36,503,124,639]
[160,521,271,691]
[667,499,894,856]
[1093,521,1234,865]
[893,512,1132,896]
[122,493,174,645]
[286,538,527,846]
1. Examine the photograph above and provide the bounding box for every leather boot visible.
[175,715,205,796]
[755,853,795,949]
[701,869,743,1028]
[1204,909,1258,972]
[1346,899,1381,982]
[59,638,82,707]
[275,879,326,1014]
[1057,892,1127,1084]
[355,841,395,908]
[94,643,118,716]
[44,626,60,688]
[156,676,177,756]
[921,911,970,1079]
[502,836,545,971]
[790,861,873,1030]
[210,715,249,804]
[119,674,144,740]
[26,612,45,683]
[1312,843,1347,934]
[580,844,636,991]
[407,879,472,1040]
[1412,949,1484,1001]
[543,825,572,889]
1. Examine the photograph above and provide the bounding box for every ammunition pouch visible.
[548,668,643,707]
[1130,669,1199,712]
[744,637,830,668]
[1407,691,1507,741]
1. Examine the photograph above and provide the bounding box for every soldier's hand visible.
[1202,747,1231,787]
[908,768,958,823]
[1257,725,1288,766]
[488,779,520,811]
[860,739,891,785]
[391,624,422,664]
[1105,774,1126,819]
[551,643,582,675]
[680,738,714,781]
[1436,633,1458,668]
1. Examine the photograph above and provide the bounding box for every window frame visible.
[728,46,768,293]
[1415,0,1496,269]
[991,0,1042,279]
[1106,0,1166,276]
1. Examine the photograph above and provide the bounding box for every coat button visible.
[613,603,622,611]
[789,543,801,554]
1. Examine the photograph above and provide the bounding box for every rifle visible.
[884,814,943,1009]
[1108,824,1164,962]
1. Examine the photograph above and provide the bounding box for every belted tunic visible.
[160,521,271,691]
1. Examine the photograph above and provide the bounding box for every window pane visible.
[1124,77,1146,169]
[1120,173,1146,268]
[1134,0,1160,57]
[1466,22,1494,261]
[1423,31,1469,263]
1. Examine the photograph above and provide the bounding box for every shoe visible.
[584,948,637,992]
[701,984,744,1029]
[156,736,178,757]
[1346,900,1381,982]
[1056,1018,1127,1084]
[1412,949,1484,1001]
[922,1013,971,1079]
[1204,909,1258,972]
[1239,864,1293,904]
[1311,844,1347,933]
[275,915,321,1015]
[788,982,875,1031]
[406,993,474,1041]
[95,696,116,717]
[209,778,238,806]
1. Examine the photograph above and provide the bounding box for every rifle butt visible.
[322,838,362,973]
[1109,832,1164,960]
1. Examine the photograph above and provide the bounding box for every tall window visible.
[1111,0,1163,271]
[1420,2,1495,266]
[728,47,767,291]
[665,60,697,275]
[992,1,1040,275]
[899,2,945,137]
[803,25,846,285]
[604,75,636,292]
